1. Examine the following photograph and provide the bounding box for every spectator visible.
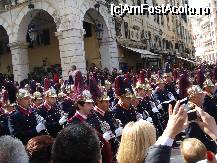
[0,135,29,163]
[180,138,207,163]
[26,135,54,163]
[52,123,101,163]
[145,101,217,163]
[145,101,188,163]
[117,119,156,163]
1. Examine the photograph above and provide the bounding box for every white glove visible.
[150,102,156,108]
[36,123,46,133]
[59,116,67,125]
[102,121,111,131]
[103,131,115,141]
[162,100,172,104]
[152,107,159,113]
[157,104,163,110]
[136,113,143,121]
[115,127,123,137]
[168,92,175,101]
[146,117,153,123]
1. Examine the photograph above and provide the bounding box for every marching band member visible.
[8,89,46,144]
[37,87,63,137]
[202,79,217,122]
[57,91,75,119]
[87,78,123,158]
[67,84,113,163]
[136,82,164,137]
[67,90,93,124]
[111,76,137,127]
[163,62,179,100]
[31,91,43,109]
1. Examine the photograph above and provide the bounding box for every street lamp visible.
[27,0,38,42]
[95,23,104,40]
[28,24,39,42]
[28,0,34,10]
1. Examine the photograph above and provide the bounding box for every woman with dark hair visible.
[26,135,54,163]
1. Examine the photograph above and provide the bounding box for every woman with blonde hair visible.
[116,119,156,163]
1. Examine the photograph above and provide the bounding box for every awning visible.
[122,46,161,59]
[176,56,198,64]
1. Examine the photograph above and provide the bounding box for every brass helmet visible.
[203,79,214,88]
[187,85,203,99]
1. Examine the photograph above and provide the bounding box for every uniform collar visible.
[94,106,105,116]
[76,111,87,120]
[18,105,31,116]
[65,96,74,102]
[68,111,87,123]
[31,103,38,109]
[44,102,52,111]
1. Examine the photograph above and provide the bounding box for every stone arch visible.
[12,0,60,42]
[0,25,12,74]
[80,0,116,41]
[80,0,119,71]
[0,16,11,38]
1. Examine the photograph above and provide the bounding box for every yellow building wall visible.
[84,24,101,68]
[28,27,61,72]
[0,52,12,74]
[118,47,142,70]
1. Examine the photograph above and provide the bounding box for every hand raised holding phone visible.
[195,106,217,141]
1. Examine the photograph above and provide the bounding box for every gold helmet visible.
[203,79,214,88]
[187,85,203,99]
[156,78,165,85]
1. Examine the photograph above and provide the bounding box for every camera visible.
[187,109,198,122]
[180,98,199,122]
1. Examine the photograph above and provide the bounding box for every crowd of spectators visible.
[0,101,217,163]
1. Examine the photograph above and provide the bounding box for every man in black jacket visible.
[8,89,46,144]
[145,101,217,163]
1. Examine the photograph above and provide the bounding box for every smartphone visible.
[180,97,188,106]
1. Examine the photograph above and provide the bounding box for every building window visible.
[157,14,160,24]
[167,15,170,28]
[161,15,164,26]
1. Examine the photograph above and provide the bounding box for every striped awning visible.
[122,46,161,59]
[176,56,198,64]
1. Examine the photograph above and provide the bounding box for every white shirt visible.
[155,136,174,147]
